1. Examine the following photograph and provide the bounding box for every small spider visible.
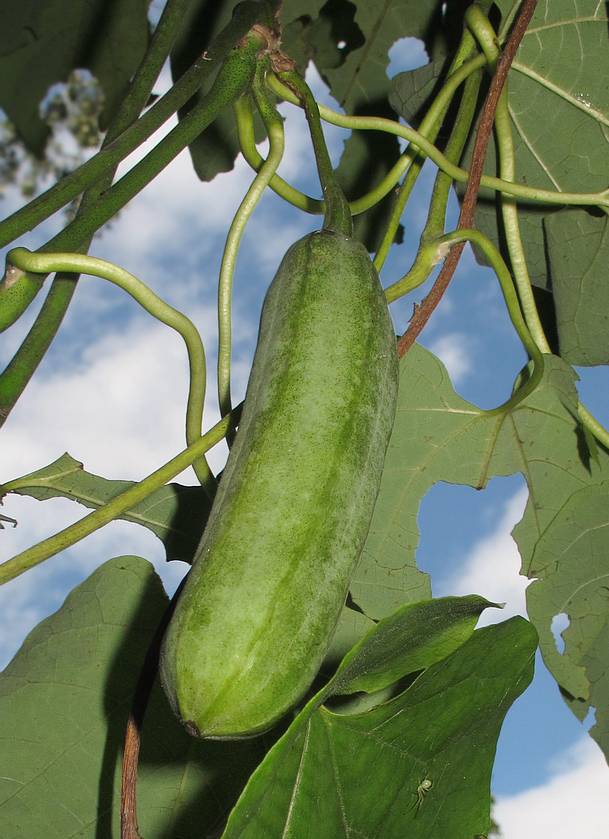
[408,777,433,816]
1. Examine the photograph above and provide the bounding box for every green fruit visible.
[160,229,398,738]
[0,259,44,333]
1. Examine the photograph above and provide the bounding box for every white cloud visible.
[494,737,609,838]
[435,485,530,624]
[427,332,474,385]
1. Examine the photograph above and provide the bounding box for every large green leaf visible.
[1,453,211,562]
[526,482,609,760]
[384,343,609,758]
[545,209,609,366]
[222,616,537,839]
[0,556,272,838]
[0,0,150,155]
[462,0,609,289]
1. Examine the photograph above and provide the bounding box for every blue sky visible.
[1,27,608,837]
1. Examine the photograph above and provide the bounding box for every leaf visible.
[0,0,150,155]
[0,511,16,528]
[1,453,211,562]
[379,344,609,754]
[330,594,499,696]
[389,58,448,129]
[221,617,538,839]
[525,482,609,760]
[457,0,609,288]
[545,208,609,366]
[0,556,273,838]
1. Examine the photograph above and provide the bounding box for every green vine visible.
[217,60,286,422]
[4,248,215,496]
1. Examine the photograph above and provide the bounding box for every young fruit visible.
[160,228,398,738]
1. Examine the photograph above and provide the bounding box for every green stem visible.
[0,23,267,425]
[217,62,286,421]
[266,70,609,212]
[0,404,243,587]
[466,5,551,356]
[5,248,215,496]
[234,94,323,214]
[434,229,545,412]
[276,71,352,237]
[0,1,274,248]
[577,403,609,452]
[395,61,482,292]
[368,28,488,269]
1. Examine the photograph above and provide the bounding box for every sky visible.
[1,21,608,838]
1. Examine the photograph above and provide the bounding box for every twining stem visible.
[389,36,484,294]
[266,68,609,215]
[217,62,286,422]
[234,95,323,214]
[398,0,539,358]
[5,248,215,495]
[436,229,544,411]
[276,70,353,237]
[0,404,242,587]
[467,4,551,356]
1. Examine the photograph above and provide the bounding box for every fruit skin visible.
[160,229,398,738]
[0,260,44,333]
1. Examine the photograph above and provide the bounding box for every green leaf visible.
[330,595,499,696]
[526,482,609,759]
[382,344,609,754]
[0,556,273,838]
[1,453,211,562]
[382,345,609,581]
[221,617,538,839]
[0,0,150,155]
[458,0,609,288]
[389,58,448,129]
[545,208,609,366]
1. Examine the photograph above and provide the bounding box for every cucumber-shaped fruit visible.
[160,228,398,738]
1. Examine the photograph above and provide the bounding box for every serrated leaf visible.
[457,0,609,288]
[545,208,609,366]
[330,595,499,696]
[1,453,211,562]
[221,617,538,839]
[0,556,273,838]
[526,482,609,760]
[0,0,150,154]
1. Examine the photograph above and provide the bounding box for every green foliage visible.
[1,0,609,834]
[1,453,211,562]
[0,0,150,155]
[222,614,536,839]
[0,556,536,837]
[0,557,271,838]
